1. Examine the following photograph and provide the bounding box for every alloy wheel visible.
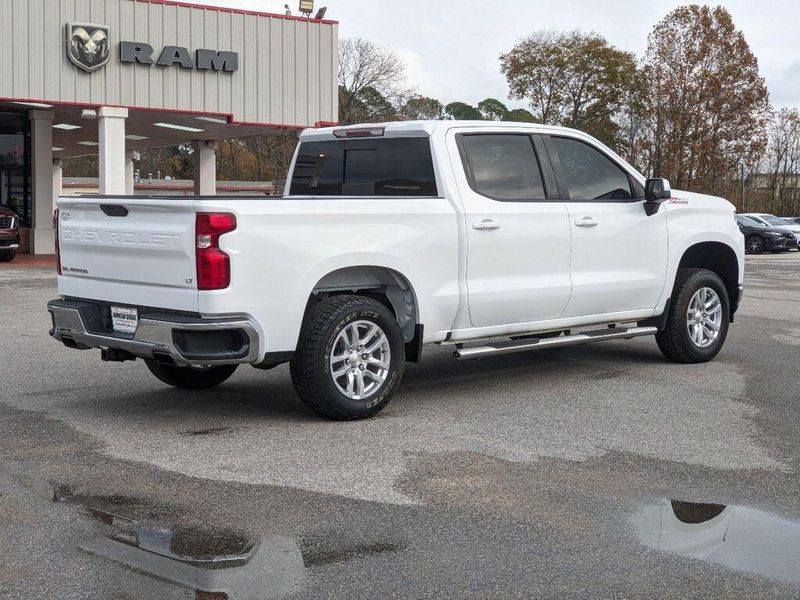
[329,320,391,400]
[686,287,723,348]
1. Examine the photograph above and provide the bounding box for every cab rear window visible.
[289,137,437,197]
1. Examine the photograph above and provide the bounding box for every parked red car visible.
[0,205,20,262]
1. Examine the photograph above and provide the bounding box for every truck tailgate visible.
[57,197,199,312]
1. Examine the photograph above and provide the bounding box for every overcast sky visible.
[190,0,800,111]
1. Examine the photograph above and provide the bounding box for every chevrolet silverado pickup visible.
[48,121,745,420]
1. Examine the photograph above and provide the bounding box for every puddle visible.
[634,498,800,586]
[181,427,235,437]
[53,486,304,599]
[301,538,405,567]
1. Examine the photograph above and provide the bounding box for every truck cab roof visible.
[300,120,590,142]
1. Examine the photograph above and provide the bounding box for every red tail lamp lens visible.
[196,213,236,290]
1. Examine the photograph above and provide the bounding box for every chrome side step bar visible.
[453,326,658,360]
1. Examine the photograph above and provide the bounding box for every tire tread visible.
[655,268,729,363]
[290,295,402,420]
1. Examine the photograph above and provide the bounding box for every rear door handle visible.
[472,219,501,231]
[574,217,598,228]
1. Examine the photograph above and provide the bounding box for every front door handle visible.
[574,216,598,228]
[472,219,501,231]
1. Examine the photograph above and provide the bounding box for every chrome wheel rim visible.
[329,320,391,400]
[686,287,723,348]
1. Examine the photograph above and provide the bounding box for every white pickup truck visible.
[49,121,744,420]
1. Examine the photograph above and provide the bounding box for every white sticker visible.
[111,306,138,334]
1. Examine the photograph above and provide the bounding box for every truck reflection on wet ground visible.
[51,484,410,598]
[53,485,302,599]
[635,498,800,587]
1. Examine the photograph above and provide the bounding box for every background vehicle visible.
[0,206,19,262]
[741,213,800,248]
[736,215,797,254]
[48,121,744,420]
[782,217,800,225]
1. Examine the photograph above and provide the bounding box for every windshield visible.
[761,215,791,227]
[737,216,761,227]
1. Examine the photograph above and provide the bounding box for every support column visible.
[193,140,217,195]
[29,110,55,255]
[125,150,135,196]
[52,159,63,215]
[98,106,128,195]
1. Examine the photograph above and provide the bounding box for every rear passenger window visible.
[289,138,437,196]
[551,137,635,200]
[459,134,546,201]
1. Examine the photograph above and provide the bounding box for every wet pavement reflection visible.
[53,487,304,599]
[635,498,800,586]
[50,484,800,597]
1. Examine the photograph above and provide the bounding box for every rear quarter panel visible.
[194,197,460,356]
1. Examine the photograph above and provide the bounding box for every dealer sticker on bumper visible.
[111,306,138,334]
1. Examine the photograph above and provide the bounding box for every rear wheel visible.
[655,268,730,364]
[745,235,764,254]
[144,359,238,389]
[290,295,404,420]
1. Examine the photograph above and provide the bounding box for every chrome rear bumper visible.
[48,298,260,366]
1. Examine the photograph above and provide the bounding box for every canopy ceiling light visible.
[195,116,229,124]
[154,122,204,133]
[12,101,54,108]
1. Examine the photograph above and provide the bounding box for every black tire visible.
[0,251,15,262]
[655,268,730,364]
[290,295,405,420]
[144,359,237,389]
[745,235,764,254]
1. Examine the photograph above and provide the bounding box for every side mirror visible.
[644,178,671,216]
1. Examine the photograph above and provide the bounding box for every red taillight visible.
[54,209,61,275]
[196,212,236,290]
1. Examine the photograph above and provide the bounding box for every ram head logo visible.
[66,23,110,72]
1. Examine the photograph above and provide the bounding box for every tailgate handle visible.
[100,204,129,217]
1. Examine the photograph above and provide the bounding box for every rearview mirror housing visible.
[644,178,671,216]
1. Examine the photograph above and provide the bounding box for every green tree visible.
[477,98,509,121]
[500,30,640,148]
[505,108,537,123]
[401,96,445,120]
[445,102,483,121]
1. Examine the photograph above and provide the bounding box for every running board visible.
[453,326,658,360]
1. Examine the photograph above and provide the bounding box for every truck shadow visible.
[114,340,670,422]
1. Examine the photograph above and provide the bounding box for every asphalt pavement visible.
[1,253,800,599]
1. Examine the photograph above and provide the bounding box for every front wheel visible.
[0,251,15,262]
[290,295,405,420]
[655,268,730,364]
[745,235,764,254]
[144,359,238,389]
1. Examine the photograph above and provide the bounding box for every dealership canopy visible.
[0,0,339,254]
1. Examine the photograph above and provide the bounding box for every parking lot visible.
[2,253,800,598]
